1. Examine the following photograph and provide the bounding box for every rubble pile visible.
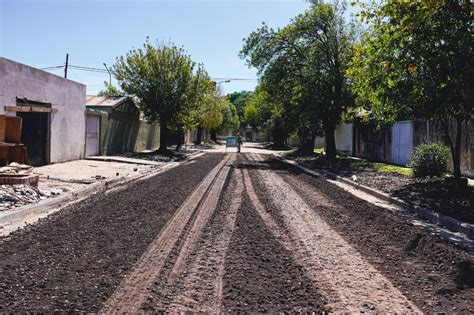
[0,162,33,175]
[0,184,46,210]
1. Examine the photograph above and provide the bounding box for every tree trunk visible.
[324,122,337,160]
[271,118,287,148]
[194,125,203,145]
[444,118,463,179]
[272,129,286,148]
[299,132,315,155]
[210,130,217,142]
[158,116,171,155]
[176,130,183,151]
[451,118,462,178]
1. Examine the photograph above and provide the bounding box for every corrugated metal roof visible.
[86,95,128,107]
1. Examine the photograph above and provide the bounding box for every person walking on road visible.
[237,133,243,153]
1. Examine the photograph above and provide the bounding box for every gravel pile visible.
[0,184,46,210]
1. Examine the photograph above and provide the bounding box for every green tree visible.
[227,90,254,123]
[188,73,227,144]
[244,86,291,147]
[97,82,124,97]
[349,0,473,178]
[113,41,196,154]
[220,99,240,134]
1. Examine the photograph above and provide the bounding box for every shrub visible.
[410,143,450,177]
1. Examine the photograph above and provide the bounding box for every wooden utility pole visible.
[64,53,69,78]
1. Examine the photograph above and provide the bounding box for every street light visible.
[213,80,231,87]
[103,63,111,86]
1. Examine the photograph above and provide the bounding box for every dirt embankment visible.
[0,154,224,312]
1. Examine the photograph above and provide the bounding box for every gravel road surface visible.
[1,152,472,313]
[0,154,224,312]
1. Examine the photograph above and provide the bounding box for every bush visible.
[410,143,450,177]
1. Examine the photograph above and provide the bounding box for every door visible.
[86,114,100,156]
[17,112,49,166]
[392,121,413,166]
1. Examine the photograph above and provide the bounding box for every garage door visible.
[85,115,100,156]
[392,121,412,166]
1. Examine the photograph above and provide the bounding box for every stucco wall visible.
[0,57,86,163]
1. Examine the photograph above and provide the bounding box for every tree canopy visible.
[113,41,198,154]
[348,0,473,177]
[241,1,355,155]
[227,90,254,123]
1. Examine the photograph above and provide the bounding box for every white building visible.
[0,57,86,165]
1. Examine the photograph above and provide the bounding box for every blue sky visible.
[1,0,315,95]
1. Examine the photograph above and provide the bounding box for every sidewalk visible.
[36,158,165,195]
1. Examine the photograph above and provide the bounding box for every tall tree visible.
[219,99,240,134]
[113,41,196,155]
[241,1,355,156]
[227,90,254,123]
[349,0,473,178]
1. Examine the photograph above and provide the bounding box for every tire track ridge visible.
[151,154,237,310]
[100,154,232,314]
[163,165,244,312]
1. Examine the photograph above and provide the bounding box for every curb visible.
[278,156,474,241]
[0,153,205,232]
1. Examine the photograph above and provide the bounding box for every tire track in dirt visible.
[220,156,327,312]
[147,154,237,311]
[276,158,474,313]
[247,153,421,313]
[155,160,245,312]
[101,154,233,314]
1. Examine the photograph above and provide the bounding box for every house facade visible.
[0,57,86,166]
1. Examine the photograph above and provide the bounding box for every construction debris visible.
[0,162,39,187]
[0,162,33,175]
[0,184,46,210]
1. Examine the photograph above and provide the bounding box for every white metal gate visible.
[85,114,100,156]
[391,121,412,166]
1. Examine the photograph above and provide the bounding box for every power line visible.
[211,77,257,81]
[41,65,259,81]
[41,65,64,70]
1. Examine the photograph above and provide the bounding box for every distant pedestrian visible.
[237,133,243,153]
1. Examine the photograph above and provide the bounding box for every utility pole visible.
[103,63,111,85]
[64,53,69,78]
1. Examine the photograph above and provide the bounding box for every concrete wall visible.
[351,119,473,177]
[0,57,86,163]
[335,123,353,155]
[354,123,392,163]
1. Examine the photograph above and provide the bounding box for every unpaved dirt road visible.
[1,153,473,313]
